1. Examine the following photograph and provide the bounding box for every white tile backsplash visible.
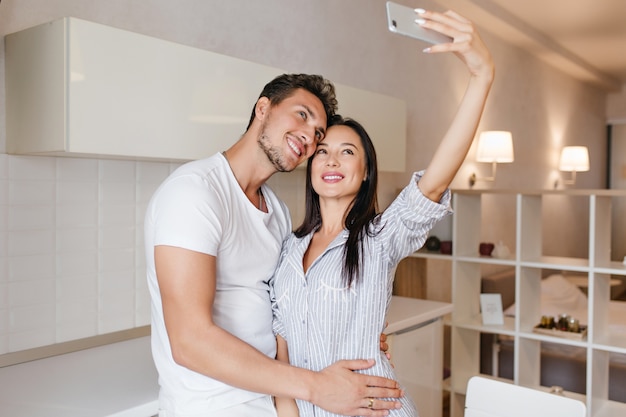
[56,297,98,322]
[0,180,7,205]
[0,305,6,353]
[99,203,135,226]
[56,252,98,277]
[136,161,170,182]
[100,181,135,202]
[99,159,135,182]
[0,284,7,308]
[99,248,134,273]
[57,181,98,203]
[56,296,98,342]
[9,326,55,352]
[56,203,98,227]
[99,269,135,294]
[0,212,7,255]
[56,274,97,301]
[57,157,98,181]
[10,302,55,330]
[8,204,55,230]
[0,155,7,179]
[0,153,308,354]
[9,156,56,180]
[7,230,56,256]
[8,254,55,282]
[99,226,135,249]
[8,279,55,307]
[136,182,162,204]
[56,228,98,253]
[9,180,55,205]
[98,291,135,334]
[56,321,97,343]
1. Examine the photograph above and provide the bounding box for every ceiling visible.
[434,0,626,92]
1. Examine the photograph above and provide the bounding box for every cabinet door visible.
[389,319,443,417]
[6,17,406,169]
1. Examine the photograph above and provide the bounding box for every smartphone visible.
[386,1,452,45]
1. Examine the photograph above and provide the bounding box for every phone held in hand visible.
[385,1,452,45]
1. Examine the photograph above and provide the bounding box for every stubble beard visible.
[257,120,295,173]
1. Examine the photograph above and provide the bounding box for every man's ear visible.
[254,97,271,121]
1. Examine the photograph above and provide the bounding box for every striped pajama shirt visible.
[271,171,452,417]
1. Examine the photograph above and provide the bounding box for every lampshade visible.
[559,146,589,172]
[476,131,514,163]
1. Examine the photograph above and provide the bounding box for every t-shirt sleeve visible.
[151,175,224,256]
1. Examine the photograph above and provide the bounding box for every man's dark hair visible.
[246,74,338,130]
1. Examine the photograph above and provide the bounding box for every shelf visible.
[453,316,516,336]
[448,189,626,417]
[518,331,589,348]
[409,250,453,260]
[450,189,626,197]
[454,255,517,266]
[592,335,626,354]
[594,401,626,417]
[519,256,590,270]
[594,261,626,275]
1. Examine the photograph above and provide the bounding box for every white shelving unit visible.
[413,189,626,417]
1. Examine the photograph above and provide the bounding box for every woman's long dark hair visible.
[294,115,381,287]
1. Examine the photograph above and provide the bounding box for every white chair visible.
[465,376,587,417]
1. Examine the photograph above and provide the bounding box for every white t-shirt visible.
[144,153,292,416]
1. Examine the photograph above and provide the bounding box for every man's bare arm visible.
[155,245,402,416]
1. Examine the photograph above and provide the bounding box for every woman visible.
[271,9,495,417]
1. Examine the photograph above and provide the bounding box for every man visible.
[145,74,402,417]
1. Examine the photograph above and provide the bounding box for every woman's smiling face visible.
[311,124,367,201]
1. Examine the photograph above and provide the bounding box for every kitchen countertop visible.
[0,336,158,417]
[386,296,452,334]
[0,296,452,416]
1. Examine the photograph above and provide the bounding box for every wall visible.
[607,86,626,123]
[609,124,626,261]
[0,0,610,354]
[607,87,626,264]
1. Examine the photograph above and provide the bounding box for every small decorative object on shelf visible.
[479,242,494,256]
[425,236,441,251]
[440,240,452,254]
[533,314,587,340]
[491,241,511,259]
[539,315,556,329]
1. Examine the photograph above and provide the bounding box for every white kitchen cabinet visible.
[386,296,452,417]
[415,189,626,417]
[5,17,406,170]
